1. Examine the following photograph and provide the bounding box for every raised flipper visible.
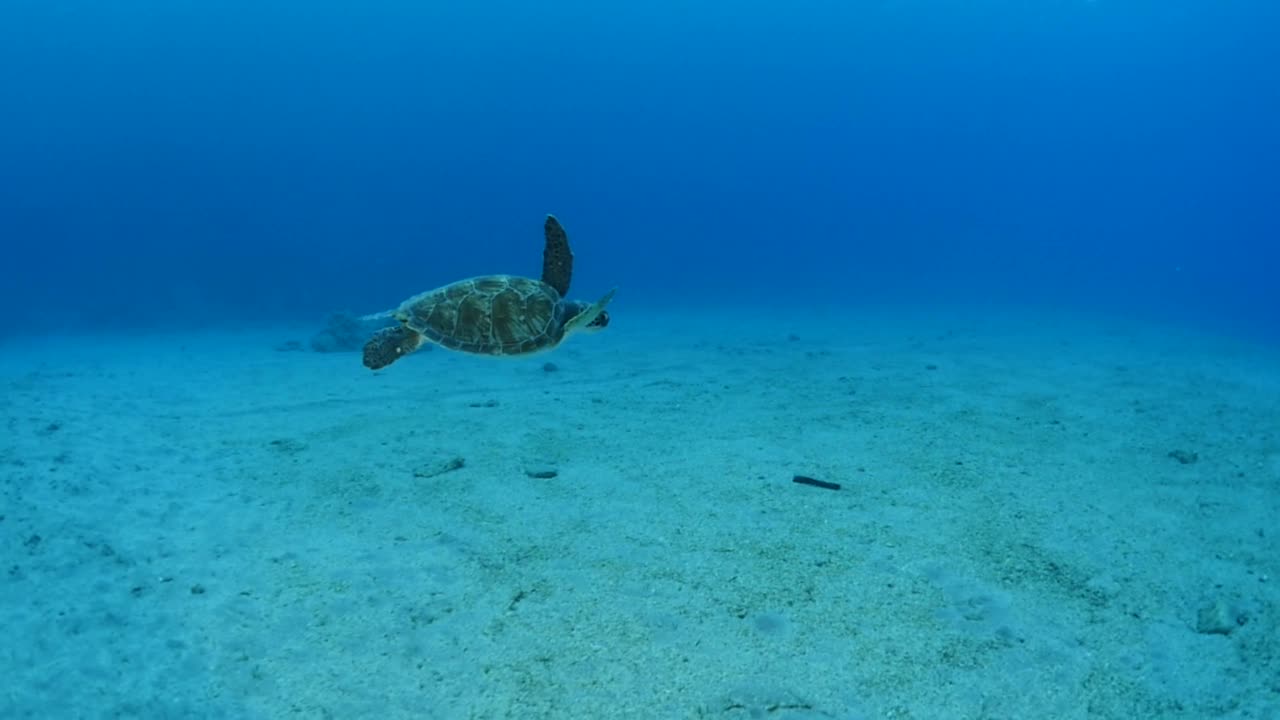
[542,214,574,297]
[362,326,425,370]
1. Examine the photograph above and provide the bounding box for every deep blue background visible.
[1,1,1276,338]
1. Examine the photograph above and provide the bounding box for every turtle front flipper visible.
[542,214,574,297]
[362,326,425,370]
[563,288,617,335]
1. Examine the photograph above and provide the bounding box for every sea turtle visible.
[360,215,615,370]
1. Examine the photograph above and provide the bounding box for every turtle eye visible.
[591,311,610,328]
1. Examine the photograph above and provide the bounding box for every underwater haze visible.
[1,0,1277,338]
[6,2,1280,719]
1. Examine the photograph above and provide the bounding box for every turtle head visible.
[584,309,610,331]
[563,289,616,335]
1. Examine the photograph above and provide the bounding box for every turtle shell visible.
[396,275,566,356]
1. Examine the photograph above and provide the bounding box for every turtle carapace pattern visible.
[361,215,615,370]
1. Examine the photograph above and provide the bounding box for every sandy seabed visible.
[2,305,1277,719]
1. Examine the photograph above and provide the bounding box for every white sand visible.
[2,305,1277,719]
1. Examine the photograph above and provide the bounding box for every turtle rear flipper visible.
[363,326,425,370]
[542,214,574,297]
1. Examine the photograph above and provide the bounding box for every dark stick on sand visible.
[792,475,841,491]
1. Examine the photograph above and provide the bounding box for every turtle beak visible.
[584,310,610,331]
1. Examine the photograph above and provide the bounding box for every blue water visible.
[3,4,1279,718]
[3,1,1277,338]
